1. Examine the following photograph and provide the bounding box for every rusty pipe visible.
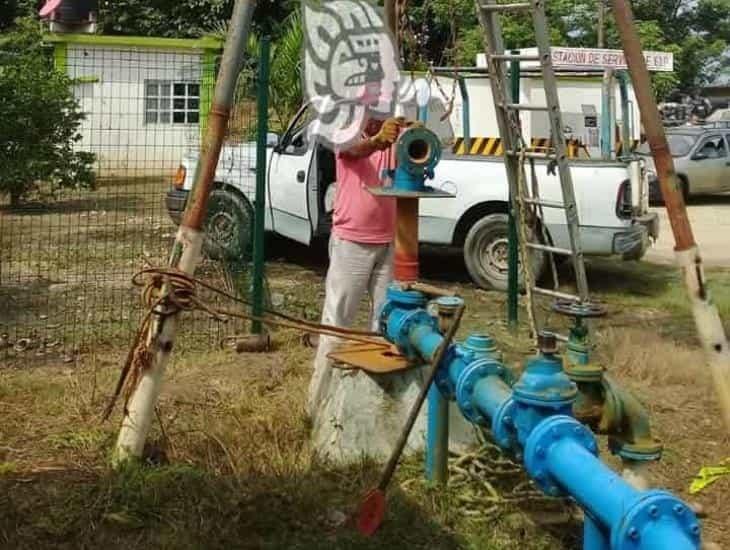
[611,0,730,432]
[395,198,419,282]
[609,0,693,250]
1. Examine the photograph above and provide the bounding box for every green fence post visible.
[507,52,520,327]
[252,37,270,334]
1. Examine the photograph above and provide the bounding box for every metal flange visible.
[455,358,506,425]
[610,491,700,550]
[523,415,598,497]
[491,397,517,451]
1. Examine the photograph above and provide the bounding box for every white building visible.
[45,33,222,177]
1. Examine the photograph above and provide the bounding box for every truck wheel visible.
[203,188,253,262]
[463,213,546,291]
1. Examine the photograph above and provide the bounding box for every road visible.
[642,194,730,267]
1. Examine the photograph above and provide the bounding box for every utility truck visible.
[166,102,658,290]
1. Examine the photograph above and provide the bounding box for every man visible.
[322,115,403,332]
[308,115,403,413]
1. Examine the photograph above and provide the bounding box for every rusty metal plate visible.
[367,186,454,199]
[327,341,422,374]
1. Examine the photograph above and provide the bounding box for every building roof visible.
[43,33,223,51]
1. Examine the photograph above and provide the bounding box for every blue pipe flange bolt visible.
[491,397,518,451]
[524,415,598,497]
[455,358,506,425]
[611,491,700,550]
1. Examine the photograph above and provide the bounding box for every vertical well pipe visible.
[457,76,471,153]
[583,514,611,550]
[394,199,420,282]
[611,0,730,432]
[426,384,449,484]
[601,70,614,159]
[507,52,520,326]
[617,71,632,157]
[113,0,256,465]
[251,37,270,334]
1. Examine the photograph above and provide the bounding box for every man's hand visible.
[371,117,404,148]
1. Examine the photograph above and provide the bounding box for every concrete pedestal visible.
[308,335,478,463]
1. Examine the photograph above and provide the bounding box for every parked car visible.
[639,123,730,203]
[166,103,658,291]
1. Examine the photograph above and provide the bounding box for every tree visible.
[0,19,95,205]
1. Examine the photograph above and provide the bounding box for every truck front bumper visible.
[165,188,189,225]
[612,212,659,260]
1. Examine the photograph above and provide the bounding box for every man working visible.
[308,115,405,413]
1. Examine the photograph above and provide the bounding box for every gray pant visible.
[308,235,393,414]
[320,235,394,332]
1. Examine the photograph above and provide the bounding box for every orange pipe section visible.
[395,198,419,282]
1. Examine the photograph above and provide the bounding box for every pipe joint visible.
[610,491,700,550]
[524,415,598,497]
[455,358,506,424]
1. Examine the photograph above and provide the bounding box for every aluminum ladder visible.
[475,0,595,332]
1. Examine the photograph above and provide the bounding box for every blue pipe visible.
[584,514,610,550]
[426,383,449,483]
[379,286,701,550]
[601,70,614,159]
[457,76,470,153]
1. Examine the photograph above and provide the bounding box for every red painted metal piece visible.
[356,488,386,536]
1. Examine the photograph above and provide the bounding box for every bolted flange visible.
[491,397,517,451]
[523,415,598,496]
[455,358,505,425]
[610,491,700,550]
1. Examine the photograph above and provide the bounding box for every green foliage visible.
[0,19,95,205]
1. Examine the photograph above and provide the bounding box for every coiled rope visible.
[102,267,390,420]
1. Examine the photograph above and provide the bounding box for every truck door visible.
[268,104,315,244]
[687,135,726,194]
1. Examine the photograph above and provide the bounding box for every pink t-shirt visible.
[332,147,396,244]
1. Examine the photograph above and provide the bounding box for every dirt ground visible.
[644,193,730,267]
[1,237,730,549]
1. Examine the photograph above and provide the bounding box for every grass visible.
[3,182,730,547]
[2,251,730,548]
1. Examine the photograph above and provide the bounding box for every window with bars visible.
[144,80,200,124]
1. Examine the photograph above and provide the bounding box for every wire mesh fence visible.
[0,36,264,364]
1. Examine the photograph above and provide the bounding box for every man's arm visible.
[340,117,402,159]
[339,135,387,159]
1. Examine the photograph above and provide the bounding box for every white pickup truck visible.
[166,103,659,290]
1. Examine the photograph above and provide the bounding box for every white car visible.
[166,103,659,290]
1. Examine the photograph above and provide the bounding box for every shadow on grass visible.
[0,463,462,550]
[0,195,148,217]
[577,259,675,298]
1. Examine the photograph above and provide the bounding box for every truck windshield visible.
[636,133,698,157]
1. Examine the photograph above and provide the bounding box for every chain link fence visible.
[0,35,264,364]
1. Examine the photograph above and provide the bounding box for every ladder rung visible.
[503,103,551,111]
[490,54,541,62]
[523,197,565,209]
[479,2,531,12]
[506,150,554,159]
[532,287,581,302]
[526,242,573,255]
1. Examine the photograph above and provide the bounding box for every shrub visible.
[0,19,95,205]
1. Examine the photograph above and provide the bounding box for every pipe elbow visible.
[602,374,663,461]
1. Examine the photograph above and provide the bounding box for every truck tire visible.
[463,213,546,291]
[202,188,253,262]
